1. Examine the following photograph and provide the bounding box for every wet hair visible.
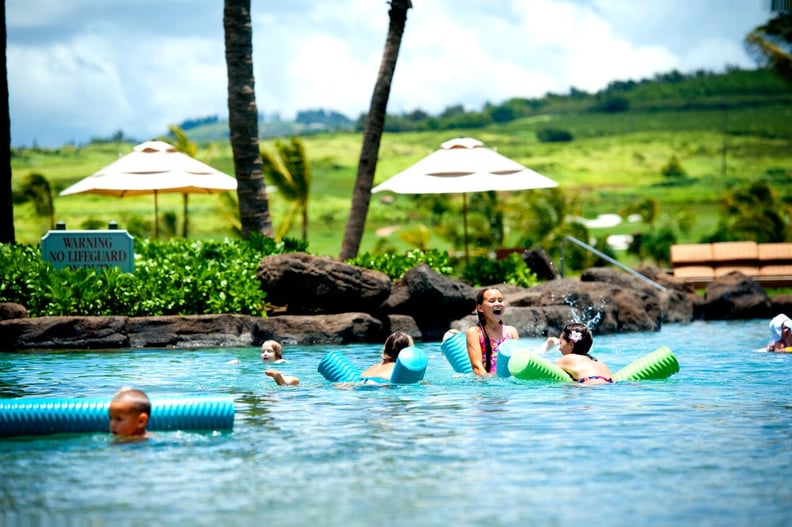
[561,322,593,356]
[476,287,503,373]
[111,387,151,416]
[382,332,413,363]
[262,340,283,360]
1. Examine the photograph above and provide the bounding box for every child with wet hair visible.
[108,387,151,440]
[260,340,288,363]
[466,287,519,377]
[260,339,300,385]
[360,331,415,382]
[554,322,614,385]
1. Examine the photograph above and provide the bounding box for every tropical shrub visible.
[346,248,453,280]
[461,253,538,288]
[0,236,304,317]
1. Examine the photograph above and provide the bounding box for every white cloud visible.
[6,0,775,147]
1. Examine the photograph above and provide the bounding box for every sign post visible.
[41,222,135,273]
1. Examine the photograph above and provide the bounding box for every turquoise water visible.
[1,320,790,526]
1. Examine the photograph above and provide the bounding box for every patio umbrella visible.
[372,137,558,261]
[60,141,237,238]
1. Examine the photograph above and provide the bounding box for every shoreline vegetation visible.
[10,67,792,272]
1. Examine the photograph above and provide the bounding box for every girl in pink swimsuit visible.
[465,287,519,376]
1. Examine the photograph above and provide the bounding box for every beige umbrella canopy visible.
[372,137,558,260]
[60,141,237,237]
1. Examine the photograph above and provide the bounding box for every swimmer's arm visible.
[539,336,559,352]
[466,328,489,377]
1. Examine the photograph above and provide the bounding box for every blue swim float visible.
[317,347,428,384]
[0,394,235,438]
[440,331,472,374]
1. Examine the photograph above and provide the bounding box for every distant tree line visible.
[295,109,354,130]
[358,67,792,134]
[179,115,220,130]
[169,67,791,145]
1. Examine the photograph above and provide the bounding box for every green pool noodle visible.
[612,346,679,382]
[508,350,572,382]
[508,346,680,383]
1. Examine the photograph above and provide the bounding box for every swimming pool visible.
[1,320,790,526]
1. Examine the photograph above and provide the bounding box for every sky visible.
[6,0,776,148]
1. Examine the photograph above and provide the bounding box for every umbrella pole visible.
[463,194,469,264]
[154,190,159,239]
[182,193,188,238]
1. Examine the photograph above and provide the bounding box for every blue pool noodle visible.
[0,395,235,437]
[390,346,428,384]
[317,350,362,382]
[440,331,473,374]
[318,347,428,384]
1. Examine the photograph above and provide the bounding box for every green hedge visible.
[2,238,541,317]
[0,235,305,317]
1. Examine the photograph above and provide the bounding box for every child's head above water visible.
[260,340,283,362]
[108,387,150,438]
[560,322,593,355]
[381,332,414,363]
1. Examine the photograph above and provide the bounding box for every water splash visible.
[564,295,607,330]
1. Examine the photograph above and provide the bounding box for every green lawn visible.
[11,102,792,258]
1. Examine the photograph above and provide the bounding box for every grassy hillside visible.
[11,69,792,261]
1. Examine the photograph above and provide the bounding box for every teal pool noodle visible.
[495,339,523,378]
[441,331,472,374]
[390,346,428,384]
[0,395,235,437]
[318,350,362,382]
[318,348,428,384]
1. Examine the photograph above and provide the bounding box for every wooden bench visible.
[670,241,792,288]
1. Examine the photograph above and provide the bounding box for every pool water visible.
[1,320,790,526]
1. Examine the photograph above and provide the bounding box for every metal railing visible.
[559,235,666,291]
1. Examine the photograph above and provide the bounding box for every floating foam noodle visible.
[508,350,572,382]
[508,346,680,383]
[317,350,362,383]
[317,348,428,384]
[0,395,235,438]
[495,339,524,378]
[612,346,679,382]
[440,331,472,374]
[390,347,429,384]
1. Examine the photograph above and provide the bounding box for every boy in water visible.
[261,339,289,364]
[261,339,300,385]
[108,387,151,441]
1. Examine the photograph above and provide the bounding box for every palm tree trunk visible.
[224,0,273,239]
[338,0,411,260]
[0,3,16,243]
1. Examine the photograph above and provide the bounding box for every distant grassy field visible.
[11,99,792,261]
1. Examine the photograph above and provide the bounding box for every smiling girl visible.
[466,287,519,377]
